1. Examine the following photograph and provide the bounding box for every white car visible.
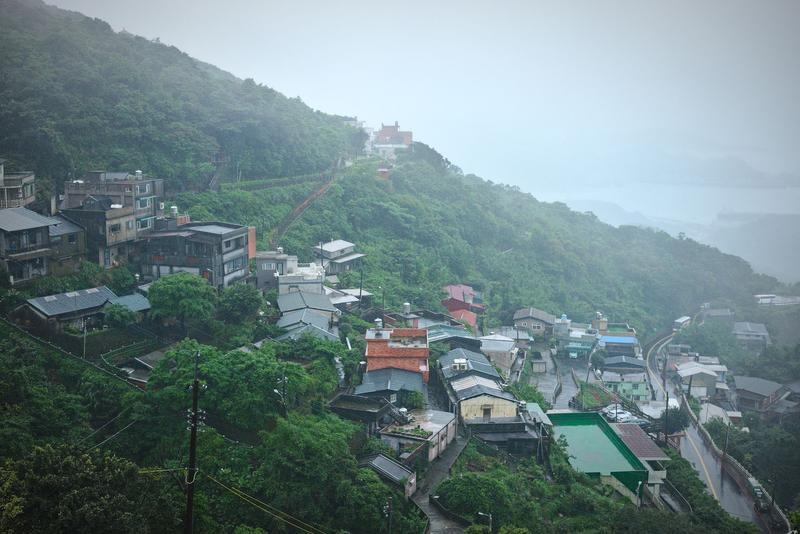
[604,409,632,421]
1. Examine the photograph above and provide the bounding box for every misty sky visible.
[49,0,800,222]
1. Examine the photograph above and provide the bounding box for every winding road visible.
[645,332,762,529]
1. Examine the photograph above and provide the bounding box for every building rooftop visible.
[28,286,117,317]
[549,412,647,479]
[440,348,500,381]
[732,322,769,337]
[183,222,245,235]
[0,207,57,232]
[358,454,413,485]
[107,293,151,313]
[603,356,646,370]
[317,239,355,253]
[734,376,783,397]
[442,284,479,301]
[355,368,424,395]
[513,307,556,324]
[48,214,83,237]
[613,423,670,461]
[599,335,638,345]
[480,333,515,353]
[392,408,454,435]
[277,291,338,314]
[277,308,331,330]
[276,323,339,343]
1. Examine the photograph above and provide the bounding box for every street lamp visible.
[477,511,492,532]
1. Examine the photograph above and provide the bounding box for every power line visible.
[83,419,138,452]
[75,408,130,445]
[205,473,328,534]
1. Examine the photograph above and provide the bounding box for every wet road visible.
[646,333,763,529]
[552,357,583,408]
[680,422,760,524]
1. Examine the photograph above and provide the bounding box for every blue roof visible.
[600,335,637,344]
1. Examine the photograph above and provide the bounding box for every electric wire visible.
[83,419,138,452]
[75,408,130,445]
[205,473,328,534]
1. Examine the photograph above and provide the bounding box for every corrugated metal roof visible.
[277,291,337,313]
[48,215,83,237]
[0,207,57,232]
[358,454,413,484]
[107,293,151,312]
[27,286,117,317]
[355,368,423,395]
[599,335,638,344]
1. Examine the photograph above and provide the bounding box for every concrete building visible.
[448,374,518,422]
[47,215,86,277]
[480,333,519,379]
[732,322,771,354]
[365,326,429,382]
[0,208,57,285]
[441,284,486,315]
[61,196,139,268]
[513,307,556,336]
[254,247,325,295]
[380,408,456,464]
[355,368,424,406]
[313,239,365,275]
[63,170,164,222]
[139,221,251,289]
[0,160,36,209]
[734,376,786,413]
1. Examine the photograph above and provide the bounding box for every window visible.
[68,234,76,244]
[223,255,247,275]
[109,223,121,233]
[223,239,233,250]
[137,217,153,230]
[136,183,150,195]
[137,197,151,209]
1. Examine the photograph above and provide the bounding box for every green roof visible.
[549,412,647,493]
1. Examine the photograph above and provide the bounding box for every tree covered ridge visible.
[0,0,362,191]
[180,150,785,337]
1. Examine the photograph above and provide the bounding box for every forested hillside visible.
[182,147,786,337]
[0,0,362,191]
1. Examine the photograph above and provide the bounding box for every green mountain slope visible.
[0,0,362,191]
[181,147,786,337]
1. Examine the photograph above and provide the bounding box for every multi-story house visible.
[0,160,36,209]
[63,170,165,224]
[313,239,365,275]
[254,247,325,294]
[62,196,138,268]
[365,323,430,382]
[139,220,251,289]
[48,214,86,277]
[0,208,56,285]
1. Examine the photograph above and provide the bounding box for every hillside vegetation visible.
[183,148,785,337]
[0,0,362,191]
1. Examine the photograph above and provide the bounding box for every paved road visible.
[553,356,583,408]
[646,332,763,529]
[680,421,760,524]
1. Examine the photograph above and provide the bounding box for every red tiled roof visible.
[452,309,477,328]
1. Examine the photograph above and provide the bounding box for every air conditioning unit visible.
[159,202,165,210]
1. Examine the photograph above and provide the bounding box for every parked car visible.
[604,409,632,422]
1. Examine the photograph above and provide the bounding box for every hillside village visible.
[2,146,799,533]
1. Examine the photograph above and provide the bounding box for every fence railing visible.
[680,393,791,533]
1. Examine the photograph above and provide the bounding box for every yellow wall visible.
[459,395,517,420]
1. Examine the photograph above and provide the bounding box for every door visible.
[482,407,491,421]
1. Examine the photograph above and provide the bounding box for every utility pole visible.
[664,390,670,445]
[185,351,201,534]
[383,496,393,534]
